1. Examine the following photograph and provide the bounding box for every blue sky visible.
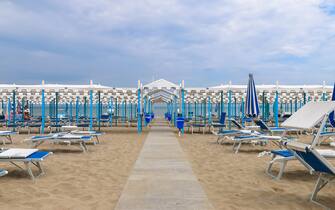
[0,0,334,87]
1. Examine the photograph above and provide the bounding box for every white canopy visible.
[282,101,335,129]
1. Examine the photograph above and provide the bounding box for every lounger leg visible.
[24,162,35,181]
[95,136,100,144]
[233,142,242,154]
[266,155,288,180]
[7,135,12,144]
[80,142,88,152]
[310,174,334,209]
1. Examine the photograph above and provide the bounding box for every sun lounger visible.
[0,131,17,145]
[285,141,335,209]
[61,126,104,144]
[266,148,335,180]
[25,133,92,152]
[254,119,299,135]
[265,101,335,180]
[70,130,104,144]
[0,168,8,177]
[230,118,259,130]
[0,148,52,181]
[213,129,261,144]
[231,134,282,154]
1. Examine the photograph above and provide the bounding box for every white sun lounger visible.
[0,148,52,181]
[0,131,17,145]
[25,133,92,152]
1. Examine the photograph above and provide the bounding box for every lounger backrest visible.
[230,119,243,129]
[286,141,335,175]
[220,112,226,124]
[329,111,335,127]
[254,119,269,131]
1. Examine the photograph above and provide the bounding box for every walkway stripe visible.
[115,126,214,210]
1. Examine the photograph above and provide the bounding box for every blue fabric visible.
[26,151,50,159]
[218,130,239,135]
[231,119,243,129]
[234,135,257,140]
[295,150,334,174]
[271,150,294,157]
[81,136,92,140]
[220,112,226,125]
[330,83,335,127]
[245,74,259,117]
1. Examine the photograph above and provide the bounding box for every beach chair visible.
[25,133,92,152]
[212,118,262,144]
[70,130,104,144]
[0,131,16,145]
[210,112,226,129]
[230,118,259,130]
[285,141,335,209]
[0,168,8,177]
[254,119,299,135]
[61,125,104,144]
[0,148,52,181]
[266,101,335,180]
[231,134,282,154]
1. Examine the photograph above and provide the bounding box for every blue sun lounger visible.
[25,133,92,152]
[0,148,52,181]
[254,119,299,135]
[285,141,335,209]
[266,101,335,180]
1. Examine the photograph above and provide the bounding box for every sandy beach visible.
[0,127,147,210]
[178,132,335,210]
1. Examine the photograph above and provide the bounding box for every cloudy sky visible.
[0,0,334,87]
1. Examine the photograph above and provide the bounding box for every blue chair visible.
[254,119,299,135]
[286,141,335,209]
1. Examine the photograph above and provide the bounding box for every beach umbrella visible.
[329,83,335,127]
[245,74,260,118]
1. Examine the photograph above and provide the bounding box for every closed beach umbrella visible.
[245,73,260,118]
[329,83,335,127]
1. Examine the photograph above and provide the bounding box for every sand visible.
[0,127,147,210]
[178,133,335,210]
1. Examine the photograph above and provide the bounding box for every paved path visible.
[115,126,214,210]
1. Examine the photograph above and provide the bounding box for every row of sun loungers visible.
[0,126,104,181]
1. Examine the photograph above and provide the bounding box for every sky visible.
[0,0,335,87]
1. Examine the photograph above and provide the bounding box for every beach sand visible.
[178,133,335,210]
[0,127,147,210]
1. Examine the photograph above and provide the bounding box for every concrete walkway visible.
[115,126,214,210]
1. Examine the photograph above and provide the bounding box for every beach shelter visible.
[329,83,335,127]
[245,74,259,118]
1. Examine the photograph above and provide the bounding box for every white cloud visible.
[0,0,334,85]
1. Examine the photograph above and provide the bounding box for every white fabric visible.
[0,131,15,135]
[317,149,335,158]
[0,149,38,158]
[282,101,335,129]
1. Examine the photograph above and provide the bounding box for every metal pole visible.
[41,89,45,134]
[89,89,93,131]
[137,80,142,133]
